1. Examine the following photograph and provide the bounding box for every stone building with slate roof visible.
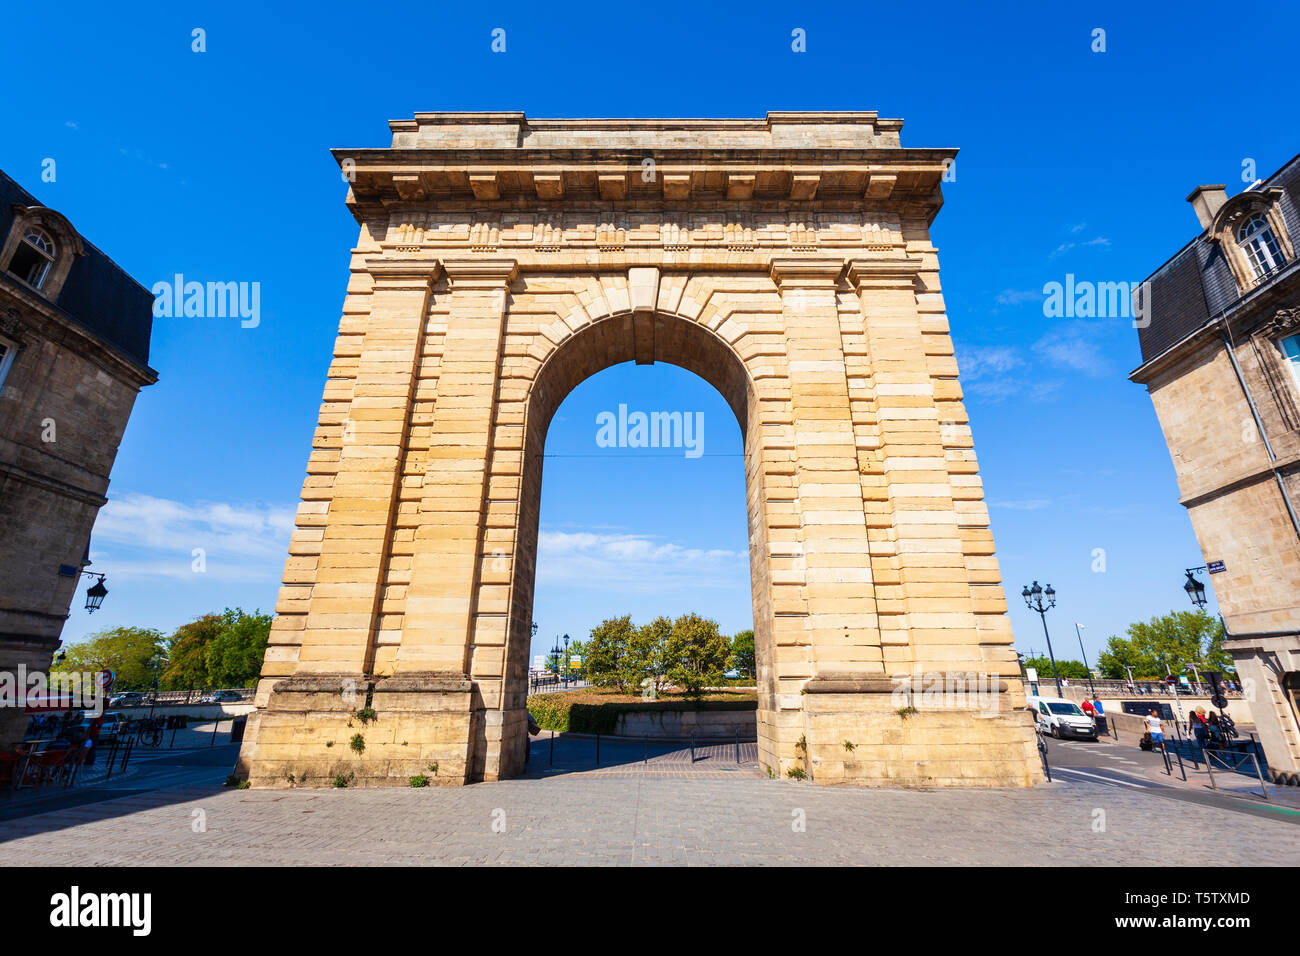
[1133,154,1300,784]
[0,171,157,750]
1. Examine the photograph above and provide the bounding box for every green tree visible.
[157,608,272,691]
[203,608,272,688]
[1096,611,1226,679]
[663,613,731,695]
[52,626,166,691]
[633,616,673,694]
[161,613,223,690]
[1096,635,1157,680]
[730,629,755,679]
[582,615,642,693]
[1022,655,1091,680]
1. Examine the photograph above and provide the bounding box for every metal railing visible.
[1205,747,1270,799]
[114,688,255,705]
[527,675,590,694]
[1033,678,1244,699]
[536,728,756,769]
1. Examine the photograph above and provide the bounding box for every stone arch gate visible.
[236,112,1042,788]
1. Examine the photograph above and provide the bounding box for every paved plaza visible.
[1,742,1296,865]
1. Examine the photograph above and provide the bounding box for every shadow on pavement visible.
[0,743,240,838]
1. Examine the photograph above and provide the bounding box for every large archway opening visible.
[499,312,776,771]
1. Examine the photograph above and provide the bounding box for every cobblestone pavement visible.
[2,770,1297,865]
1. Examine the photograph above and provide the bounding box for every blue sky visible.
[5,0,1293,668]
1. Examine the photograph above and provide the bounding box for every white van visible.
[1028,695,1097,740]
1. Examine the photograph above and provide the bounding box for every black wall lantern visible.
[1183,567,1208,609]
[84,573,108,613]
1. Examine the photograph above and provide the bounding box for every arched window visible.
[7,226,58,290]
[1238,214,1285,280]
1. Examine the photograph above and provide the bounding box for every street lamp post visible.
[1164,663,1186,727]
[1022,581,1062,696]
[562,634,570,687]
[147,655,169,724]
[549,640,561,686]
[1074,622,1096,698]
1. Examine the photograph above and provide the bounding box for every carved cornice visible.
[337,112,954,226]
[1207,188,1285,243]
[769,257,843,288]
[1254,307,1300,340]
[0,305,27,343]
[845,256,924,290]
[441,258,518,289]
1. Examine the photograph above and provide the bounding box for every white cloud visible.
[1032,324,1112,377]
[90,492,295,582]
[537,529,747,593]
[957,345,1023,378]
[955,345,1065,404]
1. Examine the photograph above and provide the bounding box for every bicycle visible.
[135,718,164,748]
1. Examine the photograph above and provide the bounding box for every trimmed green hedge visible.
[528,692,757,734]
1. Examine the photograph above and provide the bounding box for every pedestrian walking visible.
[1145,709,1165,750]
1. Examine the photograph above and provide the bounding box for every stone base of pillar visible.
[471,706,530,781]
[765,677,1043,787]
[0,634,59,751]
[237,672,475,788]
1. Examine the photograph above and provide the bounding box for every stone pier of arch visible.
[235,112,1042,789]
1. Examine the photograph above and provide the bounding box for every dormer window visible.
[7,227,57,290]
[1238,214,1285,280]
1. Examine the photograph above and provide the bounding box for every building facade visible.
[1133,156,1300,784]
[235,111,1042,789]
[0,171,157,750]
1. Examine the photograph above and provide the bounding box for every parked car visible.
[1028,695,1098,740]
[95,713,125,738]
[203,690,245,704]
[69,711,124,740]
[108,691,149,708]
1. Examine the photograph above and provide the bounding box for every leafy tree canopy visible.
[582,612,733,696]
[1095,611,1230,680]
[52,626,165,691]
[731,630,756,679]
[1021,655,1092,681]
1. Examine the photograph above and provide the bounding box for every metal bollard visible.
[1249,753,1270,800]
[104,738,119,781]
[735,730,740,765]
[690,732,695,763]
[550,730,554,766]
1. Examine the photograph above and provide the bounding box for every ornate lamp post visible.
[562,634,571,687]
[1022,581,1062,696]
[1074,622,1097,697]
